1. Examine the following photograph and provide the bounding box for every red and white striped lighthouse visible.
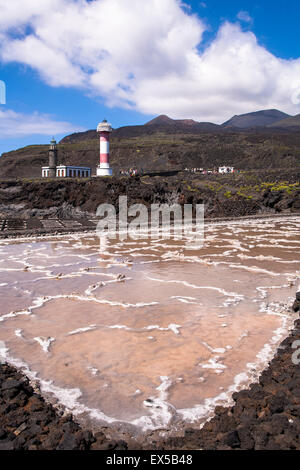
[96,119,113,176]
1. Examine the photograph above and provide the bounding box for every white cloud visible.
[0,109,84,137]
[0,0,300,123]
[237,11,253,23]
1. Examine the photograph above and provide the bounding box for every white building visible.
[219,166,234,174]
[42,165,91,178]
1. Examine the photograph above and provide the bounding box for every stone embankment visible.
[0,175,299,222]
[0,174,299,239]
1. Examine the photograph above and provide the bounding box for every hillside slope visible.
[1,129,300,179]
[222,109,291,128]
[269,114,300,129]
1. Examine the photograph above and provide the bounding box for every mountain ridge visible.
[221,109,291,129]
[59,109,297,144]
[268,113,300,129]
[145,114,218,129]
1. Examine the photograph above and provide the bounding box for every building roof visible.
[43,165,91,169]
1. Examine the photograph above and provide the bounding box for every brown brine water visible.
[0,216,299,433]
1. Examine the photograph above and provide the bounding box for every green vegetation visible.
[186,184,197,192]
[260,182,299,193]
[224,190,232,199]
[191,174,300,203]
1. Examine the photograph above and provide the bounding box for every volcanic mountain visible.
[268,113,300,129]
[145,115,220,131]
[60,115,220,143]
[60,110,296,144]
[222,109,291,129]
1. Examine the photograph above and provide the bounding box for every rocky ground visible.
[0,171,299,239]
[0,365,137,451]
[0,293,300,451]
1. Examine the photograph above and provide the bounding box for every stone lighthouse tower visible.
[97,119,113,176]
[48,137,57,178]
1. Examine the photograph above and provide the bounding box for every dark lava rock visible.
[0,440,15,451]
[27,395,45,412]
[237,426,255,450]
[287,378,300,392]
[221,430,240,448]
[57,433,79,450]
[293,300,300,312]
[41,429,63,449]
[268,393,289,414]
[1,379,23,391]
[90,439,118,451]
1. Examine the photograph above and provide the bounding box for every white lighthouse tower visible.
[96,119,113,176]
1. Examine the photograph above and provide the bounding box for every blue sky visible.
[191,0,300,59]
[0,0,300,156]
